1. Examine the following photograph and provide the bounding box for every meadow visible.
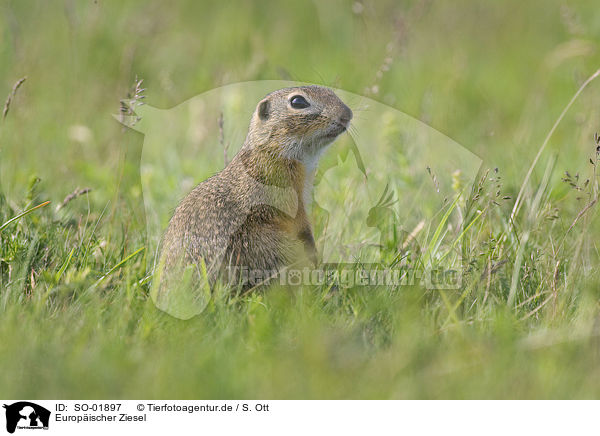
[1,0,600,398]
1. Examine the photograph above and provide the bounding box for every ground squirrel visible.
[158,85,352,291]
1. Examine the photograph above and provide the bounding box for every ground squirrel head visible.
[246,85,353,166]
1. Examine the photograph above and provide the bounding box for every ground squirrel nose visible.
[339,106,353,126]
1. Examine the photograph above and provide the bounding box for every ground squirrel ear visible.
[257,98,270,121]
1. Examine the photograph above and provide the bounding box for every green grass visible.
[1,0,600,398]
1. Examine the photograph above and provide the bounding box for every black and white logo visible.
[3,402,50,434]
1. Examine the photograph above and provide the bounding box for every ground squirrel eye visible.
[290,95,310,109]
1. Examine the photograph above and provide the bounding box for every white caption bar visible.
[0,400,596,435]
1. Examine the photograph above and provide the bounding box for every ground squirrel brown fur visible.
[158,85,352,290]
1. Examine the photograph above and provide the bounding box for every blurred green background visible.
[1,0,600,398]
